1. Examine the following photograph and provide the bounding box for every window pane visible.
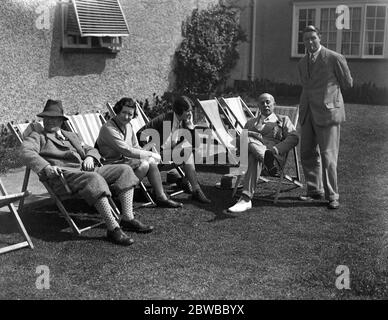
[329,32,336,41]
[68,35,76,45]
[298,32,303,42]
[321,8,328,20]
[366,31,375,42]
[353,7,361,19]
[375,31,384,42]
[375,44,383,55]
[299,9,306,20]
[367,6,376,17]
[296,8,316,55]
[342,31,351,42]
[351,44,360,55]
[328,43,336,51]
[353,32,360,43]
[329,8,336,20]
[366,18,375,30]
[341,44,350,55]
[376,18,385,30]
[365,43,374,55]
[377,6,386,18]
[79,37,88,45]
[352,19,361,31]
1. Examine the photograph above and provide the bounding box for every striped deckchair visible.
[218,96,254,134]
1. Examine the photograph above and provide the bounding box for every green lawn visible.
[0,104,387,299]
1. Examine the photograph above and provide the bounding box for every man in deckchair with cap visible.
[22,99,153,246]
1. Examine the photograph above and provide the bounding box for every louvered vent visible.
[71,0,129,37]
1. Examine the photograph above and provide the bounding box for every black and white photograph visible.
[0,0,387,303]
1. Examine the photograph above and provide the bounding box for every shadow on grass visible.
[196,183,328,221]
[0,199,106,243]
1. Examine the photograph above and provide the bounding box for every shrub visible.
[174,2,246,96]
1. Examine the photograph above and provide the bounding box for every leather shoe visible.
[121,218,154,233]
[328,200,340,209]
[192,189,211,204]
[228,198,252,213]
[299,193,324,201]
[155,197,183,208]
[106,227,134,246]
[178,179,193,194]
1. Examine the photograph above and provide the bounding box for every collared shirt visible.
[55,129,67,141]
[261,112,278,125]
[310,45,322,62]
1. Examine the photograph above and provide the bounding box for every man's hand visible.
[43,165,61,179]
[82,156,95,171]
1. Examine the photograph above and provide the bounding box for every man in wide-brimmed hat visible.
[22,99,153,246]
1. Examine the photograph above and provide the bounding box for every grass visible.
[0,104,387,299]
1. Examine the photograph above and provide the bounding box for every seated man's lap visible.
[45,169,112,205]
[248,142,266,162]
[96,164,139,194]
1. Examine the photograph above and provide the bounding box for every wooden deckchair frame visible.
[0,178,34,254]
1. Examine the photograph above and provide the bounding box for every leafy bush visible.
[174,2,246,96]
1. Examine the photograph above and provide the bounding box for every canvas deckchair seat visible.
[220,96,254,133]
[196,99,239,166]
[66,113,105,147]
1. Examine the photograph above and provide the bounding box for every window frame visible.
[291,1,388,59]
[60,0,123,53]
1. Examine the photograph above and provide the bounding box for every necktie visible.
[308,54,315,78]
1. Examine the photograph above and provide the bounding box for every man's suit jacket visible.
[22,129,102,174]
[136,112,195,148]
[244,113,299,163]
[298,46,353,126]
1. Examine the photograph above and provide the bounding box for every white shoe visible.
[228,198,252,213]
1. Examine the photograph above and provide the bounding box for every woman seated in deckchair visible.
[136,96,211,204]
[96,97,182,208]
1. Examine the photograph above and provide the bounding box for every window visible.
[292,2,388,58]
[60,0,129,52]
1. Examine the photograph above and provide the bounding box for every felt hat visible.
[37,99,69,120]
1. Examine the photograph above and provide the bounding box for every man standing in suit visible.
[298,25,353,209]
